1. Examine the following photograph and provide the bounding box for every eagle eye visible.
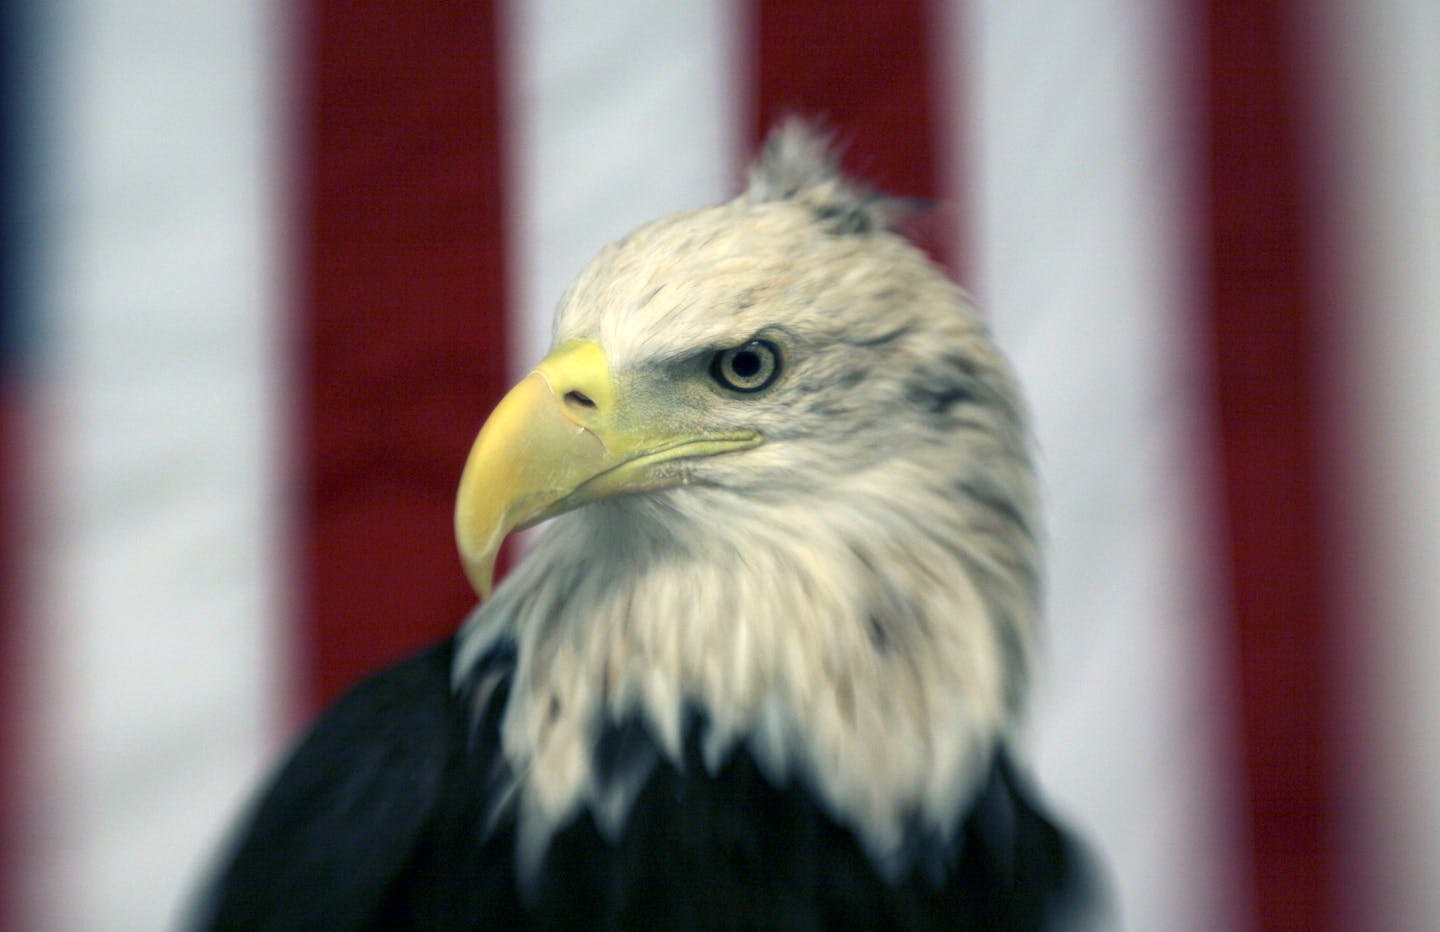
[710,340,782,394]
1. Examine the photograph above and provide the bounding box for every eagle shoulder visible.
[193,640,463,930]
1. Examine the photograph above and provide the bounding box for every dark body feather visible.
[196,640,1095,931]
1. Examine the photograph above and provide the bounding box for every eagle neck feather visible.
[453,453,1037,879]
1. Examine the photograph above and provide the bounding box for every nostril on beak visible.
[564,390,597,411]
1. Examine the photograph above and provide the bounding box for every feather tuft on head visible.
[746,118,912,235]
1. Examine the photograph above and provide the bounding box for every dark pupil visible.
[730,350,762,379]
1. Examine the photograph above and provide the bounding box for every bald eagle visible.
[196,124,1098,930]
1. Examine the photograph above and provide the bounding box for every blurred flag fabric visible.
[3,1,1438,929]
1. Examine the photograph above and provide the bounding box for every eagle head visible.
[452,121,1039,876]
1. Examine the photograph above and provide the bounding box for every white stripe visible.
[955,2,1242,927]
[501,0,737,554]
[28,2,284,928]
[1327,1,1440,926]
[502,0,737,379]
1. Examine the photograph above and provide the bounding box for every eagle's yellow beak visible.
[455,340,760,600]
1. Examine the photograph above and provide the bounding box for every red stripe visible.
[295,1,511,712]
[745,0,961,274]
[0,393,20,932]
[1186,2,1351,927]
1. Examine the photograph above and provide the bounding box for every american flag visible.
[3,1,1437,928]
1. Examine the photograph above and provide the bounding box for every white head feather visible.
[455,121,1040,878]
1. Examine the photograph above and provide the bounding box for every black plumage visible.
[196,639,1096,930]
